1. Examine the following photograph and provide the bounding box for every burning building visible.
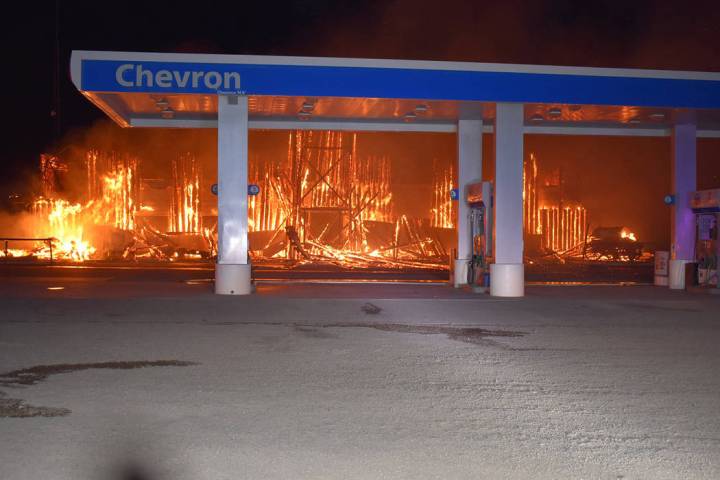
[524,152,589,255]
[2,133,649,271]
[1,129,457,270]
[7,49,719,295]
[523,152,646,263]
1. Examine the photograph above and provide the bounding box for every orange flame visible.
[621,229,637,242]
[170,153,201,233]
[525,153,588,254]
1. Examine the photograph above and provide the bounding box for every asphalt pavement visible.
[1,266,719,479]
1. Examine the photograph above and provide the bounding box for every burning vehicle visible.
[585,226,643,262]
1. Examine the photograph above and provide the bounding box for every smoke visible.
[0,211,37,238]
[627,1,720,71]
[302,0,719,71]
[56,120,218,185]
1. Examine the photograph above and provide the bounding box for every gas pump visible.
[691,188,720,289]
[466,181,493,292]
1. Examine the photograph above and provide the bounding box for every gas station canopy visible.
[68,50,720,297]
[71,50,720,135]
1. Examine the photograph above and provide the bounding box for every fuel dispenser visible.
[690,188,720,288]
[466,181,493,292]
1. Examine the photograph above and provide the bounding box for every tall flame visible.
[430,159,455,229]
[170,153,202,233]
[524,153,588,253]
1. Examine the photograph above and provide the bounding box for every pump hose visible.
[467,258,475,286]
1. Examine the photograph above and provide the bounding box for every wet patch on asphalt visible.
[209,319,525,346]
[0,393,71,418]
[317,323,524,345]
[0,360,198,418]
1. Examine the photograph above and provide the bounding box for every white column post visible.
[668,123,697,289]
[490,103,525,297]
[455,119,483,287]
[215,94,252,295]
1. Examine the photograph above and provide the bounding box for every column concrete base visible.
[668,259,690,290]
[490,263,524,297]
[453,258,469,288]
[215,263,252,295]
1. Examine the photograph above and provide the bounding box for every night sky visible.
[1,0,719,192]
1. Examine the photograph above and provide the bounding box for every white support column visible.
[669,123,697,289]
[215,94,252,295]
[491,103,525,297]
[455,119,483,287]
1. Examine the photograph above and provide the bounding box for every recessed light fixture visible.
[649,112,666,121]
[161,107,174,119]
[530,113,544,122]
[403,112,417,121]
[414,104,428,113]
[547,107,562,118]
[301,98,317,111]
[298,110,312,117]
[628,117,642,124]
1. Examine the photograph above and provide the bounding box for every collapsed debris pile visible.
[247,131,454,269]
